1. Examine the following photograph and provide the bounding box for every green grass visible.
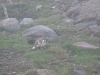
[0,21,100,75]
[0,32,31,51]
[0,0,61,20]
[0,0,100,75]
[25,50,54,68]
[0,23,100,75]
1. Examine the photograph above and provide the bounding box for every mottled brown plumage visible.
[32,37,48,49]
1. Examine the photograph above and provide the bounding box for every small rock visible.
[36,5,42,11]
[11,72,17,75]
[24,69,55,75]
[73,64,87,75]
[73,41,99,49]
[20,18,34,25]
[89,25,100,33]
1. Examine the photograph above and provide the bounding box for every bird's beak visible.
[32,46,36,49]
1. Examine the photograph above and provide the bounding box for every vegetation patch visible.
[0,0,100,75]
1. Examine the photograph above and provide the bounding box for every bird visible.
[32,37,48,49]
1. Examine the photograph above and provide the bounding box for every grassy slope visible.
[0,0,100,75]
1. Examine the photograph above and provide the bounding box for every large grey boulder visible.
[22,25,58,38]
[66,0,100,26]
[0,18,20,31]
[22,25,58,44]
[20,18,34,25]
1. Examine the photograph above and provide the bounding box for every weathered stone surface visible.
[0,18,20,31]
[22,25,58,44]
[73,64,87,75]
[89,25,100,33]
[36,5,42,11]
[88,25,100,38]
[20,18,34,25]
[66,0,100,27]
[24,69,55,75]
[73,42,99,49]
